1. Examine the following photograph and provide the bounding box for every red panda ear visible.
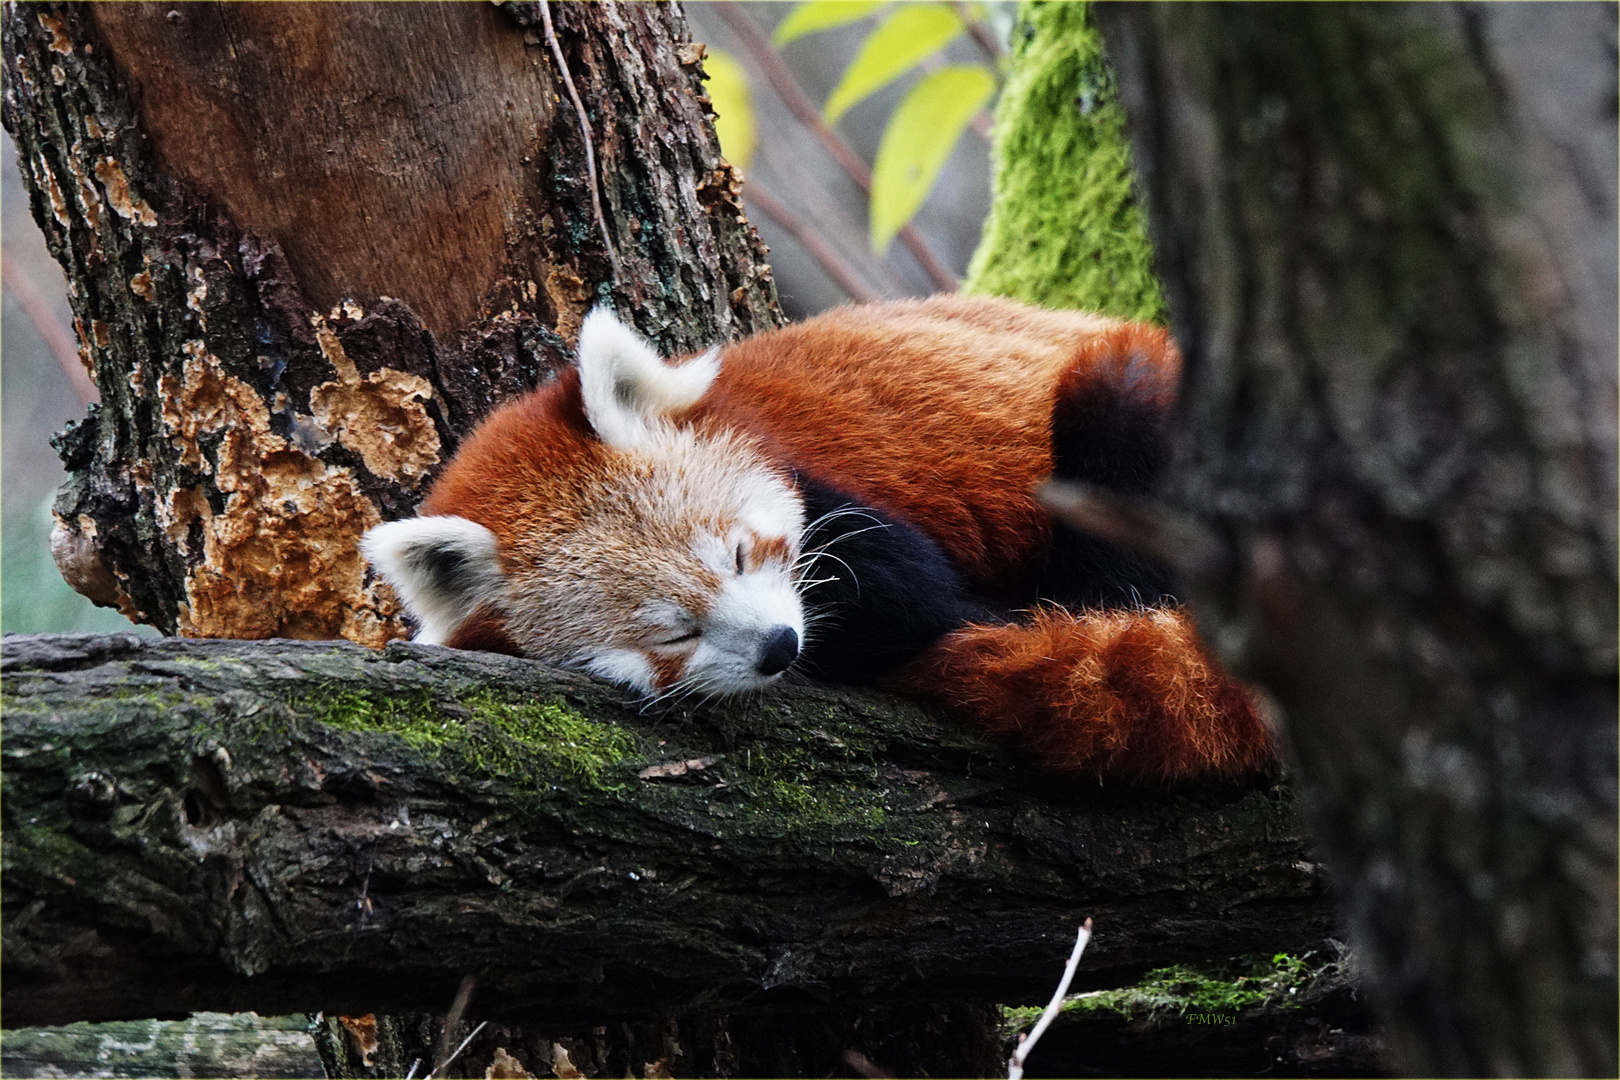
[576,306,719,450]
[360,516,505,645]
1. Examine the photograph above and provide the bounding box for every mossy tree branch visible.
[3,633,1334,1032]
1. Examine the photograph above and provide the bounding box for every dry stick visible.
[1036,480,1221,583]
[426,1021,488,1080]
[1007,918,1093,1080]
[428,974,477,1080]
[841,1048,897,1079]
[949,0,1009,65]
[713,1,959,293]
[742,182,883,303]
[539,0,622,281]
[1,245,96,405]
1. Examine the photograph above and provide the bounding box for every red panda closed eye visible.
[362,295,1275,783]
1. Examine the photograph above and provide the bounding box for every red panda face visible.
[498,421,806,695]
[362,309,807,696]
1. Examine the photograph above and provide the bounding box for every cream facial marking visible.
[677,529,805,692]
[580,648,658,694]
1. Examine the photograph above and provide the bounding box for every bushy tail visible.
[894,606,1276,783]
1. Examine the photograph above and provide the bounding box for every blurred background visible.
[2,129,147,636]
[0,1,1011,635]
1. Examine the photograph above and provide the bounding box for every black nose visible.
[756,626,799,676]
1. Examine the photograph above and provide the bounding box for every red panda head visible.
[362,309,806,696]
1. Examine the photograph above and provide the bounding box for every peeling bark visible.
[1097,4,1618,1075]
[2,633,1334,1034]
[1,1,780,642]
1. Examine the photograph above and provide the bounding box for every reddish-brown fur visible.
[683,296,1140,593]
[896,607,1274,782]
[421,369,600,545]
[419,296,1272,781]
[444,607,522,655]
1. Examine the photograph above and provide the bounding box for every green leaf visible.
[823,3,963,125]
[701,47,756,171]
[869,64,996,254]
[773,1,888,47]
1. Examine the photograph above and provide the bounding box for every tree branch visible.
[742,182,882,304]
[2,633,1333,1029]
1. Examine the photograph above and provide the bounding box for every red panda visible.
[362,295,1275,783]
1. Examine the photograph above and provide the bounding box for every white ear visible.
[576,306,720,449]
[361,516,504,645]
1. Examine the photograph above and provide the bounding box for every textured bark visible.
[1096,4,1617,1076]
[1016,953,1393,1079]
[0,1011,322,1079]
[3,633,1333,1036]
[0,1,780,644]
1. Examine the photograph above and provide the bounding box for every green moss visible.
[963,0,1165,321]
[1003,951,1321,1034]
[724,744,888,834]
[314,688,640,792]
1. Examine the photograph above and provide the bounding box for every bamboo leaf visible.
[823,3,962,125]
[773,1,888,47]
[701,47,756,171]
[869,64,995,254]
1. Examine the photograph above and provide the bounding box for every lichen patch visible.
[93,157,157,226]
[158,341,406,646]
[308,318,441,485]
[186,266,208,330]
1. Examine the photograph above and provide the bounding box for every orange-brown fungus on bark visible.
[92,157,157,225]
[543,264,591,344]
[308,317,442,485]
[37,12,72,54]
[156,340,406,645]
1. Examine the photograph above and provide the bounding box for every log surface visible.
[2,633,1331,1029]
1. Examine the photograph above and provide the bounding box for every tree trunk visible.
[3,632,1334,1035]
[1,0,779,643]
[1096,4,1617,1075]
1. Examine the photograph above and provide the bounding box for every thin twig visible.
[742,182,882,303]
[1036,480,1223,583]
[539,0,621,281]
[1008,918,1093,1080]
[429,975,477,1079]
[426,1020,487,1080]
[404,1058,422,1080]
[713,1,958,292]
[949,0,1008,66]
[841,1048,896,1079]
[2,243,95,404]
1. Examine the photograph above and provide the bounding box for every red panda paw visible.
[894,606,1277,784]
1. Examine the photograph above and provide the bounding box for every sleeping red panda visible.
[362,295,1275,782]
